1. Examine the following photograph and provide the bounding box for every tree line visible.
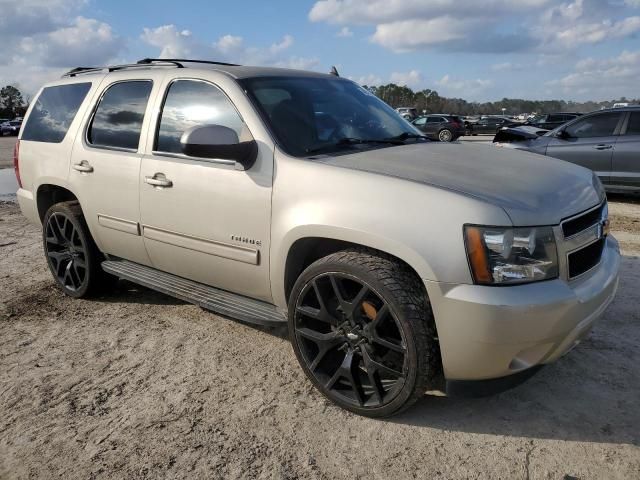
[362,83,638,116]
[0,85,27,119]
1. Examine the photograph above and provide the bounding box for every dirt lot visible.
[0,195,639,480]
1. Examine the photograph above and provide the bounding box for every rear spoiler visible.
[493,125,549,143]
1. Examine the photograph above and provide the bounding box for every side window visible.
[22,83,92,143]
[547,115,562,122]
[88,81,152,150]
[625,112,640,136]
[413,117,426,126]
[156,80,246,154]
[565,113,622,138]
[426,117,441,123]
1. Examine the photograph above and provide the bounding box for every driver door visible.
[139,77,274,302]
[544,111,624,185]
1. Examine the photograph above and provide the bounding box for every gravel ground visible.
[0,197,639,480]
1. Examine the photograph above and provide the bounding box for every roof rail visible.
[137,58,241,67]
[62,60,184,78]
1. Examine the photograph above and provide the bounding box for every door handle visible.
[594,144,613,150]
[72,161,93,173]
[144,174,173,188]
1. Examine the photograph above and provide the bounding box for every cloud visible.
[140,26,319,72]
[141,25,196,58]
[349,73,383,86]
[490,62,524,72]
[389,70,423,87]
[435,74,493,97]
[309,0,640,53]
[546,49,640,99]
[0,1,124,94]
[336,27,353,37]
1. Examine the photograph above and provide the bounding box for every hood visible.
[493,125,549,143]
[318,142,602,226]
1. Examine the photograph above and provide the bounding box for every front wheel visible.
[438,129,453,142]
[288,249,440,417]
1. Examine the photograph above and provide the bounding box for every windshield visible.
[240,76,423,157]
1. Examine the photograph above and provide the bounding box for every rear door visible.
[611,111,640,190]
[544,111,624,185]
[70,74,162,265]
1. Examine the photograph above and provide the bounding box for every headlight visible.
[464,225,558,285]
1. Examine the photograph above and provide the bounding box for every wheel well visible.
[284,237,444,385]
[284,237,422,303]
[36,185,78,222]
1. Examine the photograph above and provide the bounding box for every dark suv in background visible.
[467,116,512,135]
[519,113,581,130]
[412,114,465,142]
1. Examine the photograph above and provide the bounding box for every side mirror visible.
[556,129,571,140]
[180,124,258,170]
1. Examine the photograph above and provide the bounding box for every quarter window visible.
[625,112,640,136]
[565,113,621,138]
[88,81,152,150]
[22,83,92,143]
[156,80,246,154]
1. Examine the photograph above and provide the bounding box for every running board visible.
[101,259,286,326]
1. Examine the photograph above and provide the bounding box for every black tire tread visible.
[294,247,441,416]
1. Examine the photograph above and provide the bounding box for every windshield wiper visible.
[385,132,429,142]
[305,137,404,155]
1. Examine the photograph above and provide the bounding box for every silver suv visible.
[14,59,620,417]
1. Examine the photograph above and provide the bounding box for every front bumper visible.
[425,235,620,382]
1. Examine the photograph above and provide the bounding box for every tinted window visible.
[88,81,152,150]
[565,112,621,138]
[625,112,640,135]
[241,76,420,157]
[22,83,91,143]
[156,80,246,154]
[426,117,443,123]
[547,115,562,122]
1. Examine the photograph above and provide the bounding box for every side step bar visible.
[102,259,287,326]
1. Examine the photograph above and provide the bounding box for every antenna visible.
[329,66,340,77]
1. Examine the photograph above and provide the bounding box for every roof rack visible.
[62,58,242,78]
[62,60,184,78]
[137,58,241,67]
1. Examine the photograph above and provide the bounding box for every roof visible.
[62,58,337,81]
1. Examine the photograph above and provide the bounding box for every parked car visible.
[1,119,22,136]
[495,106,640,192]
[412,114,465,142]
[15,59,619,417]
[396,107,418,121]
[515,113,581,131]
[467,116,512,135]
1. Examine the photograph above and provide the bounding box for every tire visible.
[288,248,440,418]
[438,129,453,142]
[42,201,113,298]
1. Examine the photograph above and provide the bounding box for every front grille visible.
[562,203,605,238]
[568,239,605,278]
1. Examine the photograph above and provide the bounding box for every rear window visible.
[21,83,91,143]
[87,81,152,150]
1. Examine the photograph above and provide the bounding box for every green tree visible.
[0,85,25,118]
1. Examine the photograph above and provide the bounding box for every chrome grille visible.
[559,201,608,280]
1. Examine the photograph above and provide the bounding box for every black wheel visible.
[288,249,439,417]
[43,201,110,298]
[438,129,453,142]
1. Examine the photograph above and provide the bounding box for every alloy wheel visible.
[439,129,452,142]
[293,273,407,408]
[44,212,88,292]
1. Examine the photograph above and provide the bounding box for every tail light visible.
[13,140,22,188]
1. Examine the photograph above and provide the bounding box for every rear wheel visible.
[43,201,113,298]
[288,249,439,417]
[438,129,453,142]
